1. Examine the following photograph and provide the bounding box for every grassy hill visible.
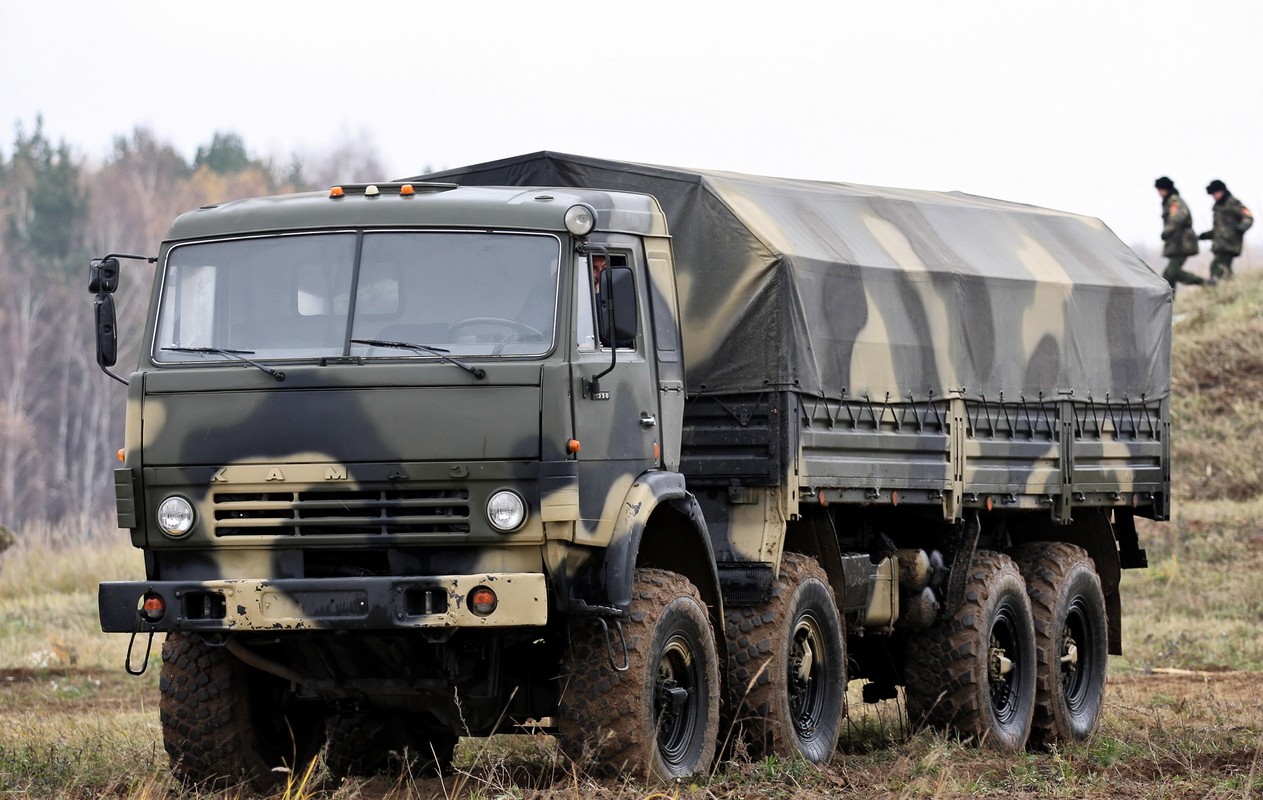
[1112,269,1263,682]
[1170,269,1263,502]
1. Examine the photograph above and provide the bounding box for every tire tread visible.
[559,568,719,780]
[903,549,1035,750]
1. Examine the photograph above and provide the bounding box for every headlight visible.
[564,203,597,237]
[157,496,195,537]
[486,490,526,532]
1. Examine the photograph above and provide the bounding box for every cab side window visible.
[575,254,598,352]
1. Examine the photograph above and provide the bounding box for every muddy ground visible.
[2,665,1258,799]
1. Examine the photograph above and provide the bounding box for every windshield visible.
[154,231,561,363]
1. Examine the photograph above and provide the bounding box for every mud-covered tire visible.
[724,552,845,763]
[904,550,1036,750]
[324,711,456,778]
[559,568,720,781]
[1011,542,1108,747]
[159,633,325,790]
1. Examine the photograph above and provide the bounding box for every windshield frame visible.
[150,228,565,367]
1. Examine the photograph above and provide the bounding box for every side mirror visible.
[94,294,118,368]
[599,267,638,344]
[88,257,120,294]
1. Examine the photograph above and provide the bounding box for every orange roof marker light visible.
[328,182,456,198]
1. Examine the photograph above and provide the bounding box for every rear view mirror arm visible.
[88,253,157,386]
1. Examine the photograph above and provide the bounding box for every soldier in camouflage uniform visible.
[1200,179,1254,282]
[1154,176,1204,292]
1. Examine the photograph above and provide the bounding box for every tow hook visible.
[598,617,630,673]
[125,628,155,676]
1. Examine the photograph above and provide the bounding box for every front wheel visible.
[559,569,720,781]
[1011,542,1108,747]
[159,633,325,791]
[904,550,1036,750]
[725,552,845,763]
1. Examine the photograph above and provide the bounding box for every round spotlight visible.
[564,204,597,237]
[157,496,195,538]
[486,490,526,532]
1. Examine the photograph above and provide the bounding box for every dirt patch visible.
[0,666,154,714]
[1109,668,1260,709]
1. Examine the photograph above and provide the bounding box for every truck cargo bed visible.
[681,390,1166,521]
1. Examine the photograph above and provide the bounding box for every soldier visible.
[1200,179,1254,282]
[1154,176,1205,292]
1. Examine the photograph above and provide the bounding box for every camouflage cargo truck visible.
[94,152,1170,787]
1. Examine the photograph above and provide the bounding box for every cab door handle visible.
[639,412,657,428]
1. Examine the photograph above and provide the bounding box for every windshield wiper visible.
[351,339,486,379]
[162,346,286,382]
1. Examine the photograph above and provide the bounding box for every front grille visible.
[214,488,471,536]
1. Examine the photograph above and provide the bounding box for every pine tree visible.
[1,116,89,277]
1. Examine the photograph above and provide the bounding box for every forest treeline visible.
[0,117,388,529]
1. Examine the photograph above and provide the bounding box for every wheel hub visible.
[1059,632,1080,670]
[989,645,1014,680]
[788,614,830,741]
[661,683,690,708]
[654,636,700,764]
[987,605,1025,726]
[794,635,816,685]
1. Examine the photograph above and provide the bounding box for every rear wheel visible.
[904,550,1036,750]
[559,568,720,781]
[725,552,845,763]
[1011,542,1108,746]
[159,633,325,791]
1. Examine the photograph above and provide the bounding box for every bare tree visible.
[305,127,389,188]
[0,279,48,519]
[0,121,409,531]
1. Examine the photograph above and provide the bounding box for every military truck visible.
[94,153,1169,788]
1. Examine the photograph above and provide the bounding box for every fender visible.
[601,470,722,621]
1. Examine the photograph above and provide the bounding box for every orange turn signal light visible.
[140,593,166,622]
[566,439,581,454]
[117,448,125,463]
[469,586,498,616]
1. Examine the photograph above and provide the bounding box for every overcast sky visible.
[5,1,1261,254]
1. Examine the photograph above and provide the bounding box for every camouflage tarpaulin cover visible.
[416,153,1172,403]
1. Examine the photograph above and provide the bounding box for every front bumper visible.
[99,572,547,633]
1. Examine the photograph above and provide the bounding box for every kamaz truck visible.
[94,153,1170,788]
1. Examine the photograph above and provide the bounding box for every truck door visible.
[571,244,660,543]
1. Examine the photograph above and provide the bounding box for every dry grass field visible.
[2,274,1261,799]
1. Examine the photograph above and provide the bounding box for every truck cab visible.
[97,182,720,786]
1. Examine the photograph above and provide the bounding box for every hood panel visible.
[142,386,541,466]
